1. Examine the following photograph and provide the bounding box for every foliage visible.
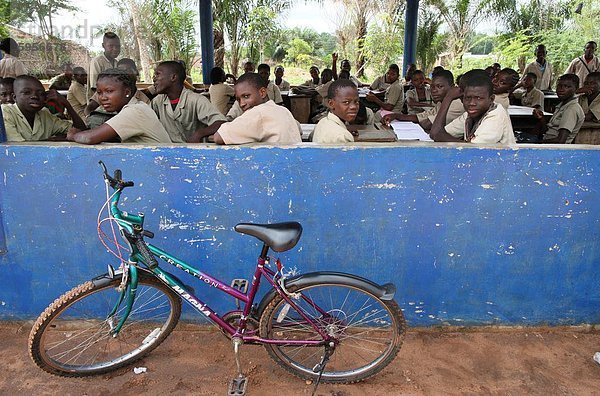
[415,5,445,73]
[3,0,78,39]
[245,6,279,63]
[469,33,495,54]
[284,38,313,65]
[362,13,403,76]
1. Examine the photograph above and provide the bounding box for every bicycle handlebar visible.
[99,161,134,190]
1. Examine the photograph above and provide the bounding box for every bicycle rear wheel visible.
[29,274,181,376]
[259,280,406,383]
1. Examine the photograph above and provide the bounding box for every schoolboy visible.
[214,73,301,145]
[332,53,361,86]
[274,66,291,91]
[302,66,320,87]
[430,71,515,144]
[523,45,553,91]
[243,61,255,74]
[405,70,432,114]
[370,64,400,91]
[565,41,599,88]
[88,32,121,97]
[382,70,463,130]
[520,72,544,109]
[492,68,519,109]
[365,64,403,114]
[257,64,283,104]
[534,74,584,143]
[312,79,358,143]
[2,75,86,141]
[151,61,226,143]
[49,64,73,90]
[67,67,88,118]
[579,72,600,123]
[0,77,15,104]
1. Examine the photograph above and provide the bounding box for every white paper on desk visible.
[390,121,433,141]
[300,124,315,140]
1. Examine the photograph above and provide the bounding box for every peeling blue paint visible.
[1,144,599,326]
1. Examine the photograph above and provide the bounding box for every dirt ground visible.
[2,322,600,396]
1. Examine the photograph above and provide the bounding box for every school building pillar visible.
[0,105,6,143]
[198,0,215,85]
[403,0,419,76]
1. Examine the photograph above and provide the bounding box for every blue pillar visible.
[0,105,6,253]
[0,105,6,143]
[403,0,419,76]
[199,0,215,85]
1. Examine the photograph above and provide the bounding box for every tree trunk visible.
[214,28,225,68]
[355,15,368,78]
[127,0,152,82]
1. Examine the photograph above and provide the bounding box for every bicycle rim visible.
[29,275,181,376]
[260,282,405,383]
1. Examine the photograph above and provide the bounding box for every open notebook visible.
[390,121,433,141]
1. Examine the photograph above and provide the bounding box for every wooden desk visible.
[282,91,312,123]
[508,105,551,131]
[300,123,396,142]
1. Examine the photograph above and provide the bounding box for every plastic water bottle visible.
[594,352,600,365]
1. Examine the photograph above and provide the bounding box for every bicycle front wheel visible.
[259,280,406,383]
[29,274,181,376]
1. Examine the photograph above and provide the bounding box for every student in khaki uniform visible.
[312,79,358,143]
[430,70,516,144]
[533,74,584,144]
[0,77,15,104]
[382,70,462,131]
[49,64,73,90]
[369,64,400,91]
[565,41,600,88]
[274,66,291,92]
[365,64,403,113]
[492,68,519,109]
[152,61,226,143]
[88,32,120,98]
[301,66,321,88]
[405,70,433,114]
[523,45,553,91]
[226,64,284,120]
[214,73,301,145]
[0,38,27,78]
[3,75,86,142]
[67,69,171,144]
[67,67,88,118]
[520,73,545,109]
[574,72,600,143]
[209,66,235,115]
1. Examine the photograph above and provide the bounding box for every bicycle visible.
[28,161,406,395]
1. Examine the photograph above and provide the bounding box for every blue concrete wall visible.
[1,143,599,326]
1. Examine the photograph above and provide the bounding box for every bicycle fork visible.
[106,263,139,336]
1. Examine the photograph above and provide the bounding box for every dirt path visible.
[2,322,600,395]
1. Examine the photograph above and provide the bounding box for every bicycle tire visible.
[29,273,182,376]
[259,279,406,383]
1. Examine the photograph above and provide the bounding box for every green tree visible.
[363,14,403,76]
[415,5,445,73]
[285,38,313,65]
[245,6,279,63]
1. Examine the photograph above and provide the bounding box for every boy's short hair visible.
[586,72,600,84]
[236,72,268,89]
[275,65,284,72]
[13,75,43,91]
[0,77,15,86]
[0,38,20,56]
[158,61,187,84]
[72,67,86,75]
[103,32,119,41]
[328,78,357,99]
[117,58,137,71]
[525,72,537,81]
[257,63,270,73]
[98,68,136,92]
[210,67,226,84]
[558,73,579,87]
[321,68,333,80]
[461,69,494,96]
[498,68,520,87]
[432,70,454,86]
[587,41,597,49]
[412,69,425,78]
[388,64,400,73]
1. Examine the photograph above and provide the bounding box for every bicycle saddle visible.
[234,222,302,252]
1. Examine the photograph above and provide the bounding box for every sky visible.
[31,0,338,52]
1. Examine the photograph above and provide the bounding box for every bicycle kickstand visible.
[311,342,335,396]
[227,337,248,396]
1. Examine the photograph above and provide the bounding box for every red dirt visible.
[2,322,600,395]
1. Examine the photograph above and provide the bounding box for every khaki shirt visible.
[523,61,553,91]
[494,93,510,109]
[276,79,291,92]
[579,93,600,122]
[406,86,431,114]
[151,88,226,142]
[312,112,354,143]
[105,97,172,144]
[565,56,600,88]
[417,99,464,126]
[2,103,72,141]
[315,80,334,100]
[88,54,117,96]
[386,81,405,113]
[217,100,302,145]
[0,54,27,78]
[445,104,516,145]
[209,83,235,115]
[370,75,391,91]
[67,80,88,118]
[226,82,284,120]
[543,97,585,143]
[521,88,545,108]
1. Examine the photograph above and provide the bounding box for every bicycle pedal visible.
[230,279,249,310]
[227,375,248,396]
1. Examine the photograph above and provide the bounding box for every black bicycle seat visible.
[234,222,302,252]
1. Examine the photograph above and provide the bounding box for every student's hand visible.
[381,113,397,126]
[46,89,68,106]
[365,92,377,102]
[532,108,544,119]
[446,86,463,100]
[332,52,338,63]
[67,127,81,141]
[576,86,592,95]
